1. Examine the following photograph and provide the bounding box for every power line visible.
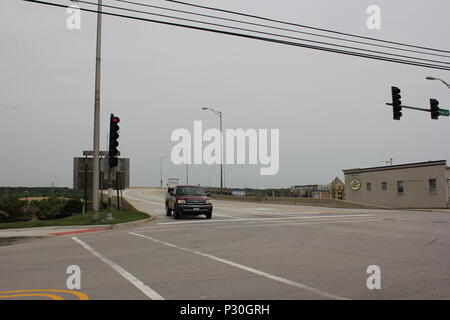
[116,0,450,59]
[166,0,450,54]
[77,0,449,66]
[23,0,450,71]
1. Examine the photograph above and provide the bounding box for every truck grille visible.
[186,200,206,205]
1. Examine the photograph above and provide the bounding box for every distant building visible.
[343,160,450,208]
[290,184,331,199]
[330,177,345,200]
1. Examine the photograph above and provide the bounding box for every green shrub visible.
[61,200,83,217]
[0,197,28,221]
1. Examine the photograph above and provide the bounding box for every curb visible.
[0,215,155,238]
[110,216,156,231]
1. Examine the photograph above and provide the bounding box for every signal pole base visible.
[105,212,114,221]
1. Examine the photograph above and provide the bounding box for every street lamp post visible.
[209,171,215,188]
[186,164,189,184]
[160,155,168,188]
[202,107,224,193]
[426,76,450,89]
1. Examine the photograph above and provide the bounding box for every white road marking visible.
[282,211,321,215]
[125,194,164,206]
[157,214,374,225]
[72,237,164,300]
[136,218,381,232]
[213,213,242,219]
[129,232,348,300]
[214,218,383,229]
[136,227,204,232]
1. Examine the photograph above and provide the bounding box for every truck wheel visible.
[205,212,212,219]
[174,209,180,219]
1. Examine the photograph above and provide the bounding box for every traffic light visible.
[109,114,120,168]
[430,98,440,120]
[391,86,402,120]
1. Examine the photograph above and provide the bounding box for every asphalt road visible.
[1,188,449,300]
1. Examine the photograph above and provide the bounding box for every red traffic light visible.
[112,117,120,124]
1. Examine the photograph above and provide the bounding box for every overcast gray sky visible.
[1,0,449,189]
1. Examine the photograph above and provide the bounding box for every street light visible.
[208,171,215,188]
[426,76,450,89]
[186,164,189,184]
[160,155,168,188]
[202,107,224,193]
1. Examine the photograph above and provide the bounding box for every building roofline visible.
[343,160,447,175]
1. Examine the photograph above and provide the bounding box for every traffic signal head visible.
[109,114,120,167]
[430,98,440,120]
[391,86,402,120]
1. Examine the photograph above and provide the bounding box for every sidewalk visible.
[0,216,154,238]
[0,225,112,238]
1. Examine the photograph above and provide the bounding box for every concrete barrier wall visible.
[210,195,392,210]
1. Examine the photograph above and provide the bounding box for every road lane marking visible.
[123,193,164,206]
[157,214,374,225]
[282,211,322,215]
[213,213,241,219]
[0,289,89,300]
[214,218,383,229]
[129,232,349,300]
[72,237,164,300]
[136,218,381,232]
[0,293,64,300]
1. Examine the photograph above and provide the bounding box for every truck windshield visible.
[177,187,206,196]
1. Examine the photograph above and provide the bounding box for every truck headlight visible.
[206,200,212,204]
[176,199,186,204]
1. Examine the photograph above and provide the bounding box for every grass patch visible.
[0,210,150,230]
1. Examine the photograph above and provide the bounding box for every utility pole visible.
[92,0,102,222]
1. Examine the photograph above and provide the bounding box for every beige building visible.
[343,160,450,208]
[330,177,345,200]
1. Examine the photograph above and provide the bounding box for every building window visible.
[429,179,437,193]
[367,183,372,191]
[397,181,404,194]
[382,182,387,191]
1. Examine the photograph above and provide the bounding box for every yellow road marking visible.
[0,294,64,300]
[0,290,89,300]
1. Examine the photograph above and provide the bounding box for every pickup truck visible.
[165,185,213,219]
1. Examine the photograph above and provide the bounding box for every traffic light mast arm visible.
[385,103,449,117]
[385,103,431,112]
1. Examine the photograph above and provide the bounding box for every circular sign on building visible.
[349,179,361,191]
